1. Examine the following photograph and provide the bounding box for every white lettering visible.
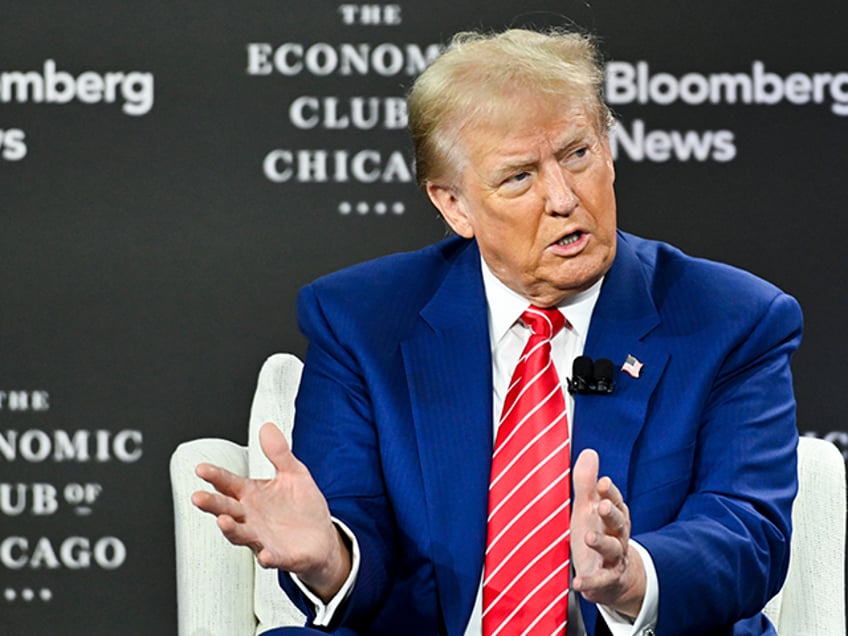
[0,536,127,570]
[0,390,49,411]
[31,483,58,515]
[289,96,408,130]
[0,429,143,463]
[263,148,414,183]
[247,42,441,77]
[338,4,402,25]
[112,430,143,462]
[245,43,274,75]
[0,60,154,115]
[0,128,27,161]
[610,119,737,163]
[605,60,848,116]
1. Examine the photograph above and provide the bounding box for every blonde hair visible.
[408,28,612,188]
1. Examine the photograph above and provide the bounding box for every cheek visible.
[586,183,617,234]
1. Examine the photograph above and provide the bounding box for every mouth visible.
[555,231,584,247]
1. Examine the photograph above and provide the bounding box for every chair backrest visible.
[171,353,306,636]
[763,436,846,635]
[245,353,307,634]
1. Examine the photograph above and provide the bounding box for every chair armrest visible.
[171,438,256,636]
[766,437,846,635]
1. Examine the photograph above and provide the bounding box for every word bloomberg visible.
[0,59,154,115]
[607,61,848,115]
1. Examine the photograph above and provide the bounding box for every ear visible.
[426,182,474,238]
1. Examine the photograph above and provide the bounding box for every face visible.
[427,95,617,307]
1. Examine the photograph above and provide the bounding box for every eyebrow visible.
[489,127,596,178]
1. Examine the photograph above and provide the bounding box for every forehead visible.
[458,95,595,169]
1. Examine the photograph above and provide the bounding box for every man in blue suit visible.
[194,28,801,635]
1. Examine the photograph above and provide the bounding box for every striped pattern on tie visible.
[483,305,571,636]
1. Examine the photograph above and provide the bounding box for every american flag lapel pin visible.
[622,354,643,379]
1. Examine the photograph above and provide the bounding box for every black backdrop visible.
[2,2,846,633]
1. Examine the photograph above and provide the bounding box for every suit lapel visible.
[401,240,493,635]
[574,233,670,634]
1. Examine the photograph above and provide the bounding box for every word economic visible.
[0,429,143,463]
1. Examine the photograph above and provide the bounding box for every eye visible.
[509,171,530,183]
[563,145,592,169]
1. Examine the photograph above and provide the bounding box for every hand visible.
[191,422,351,601]
[570,448,646,618]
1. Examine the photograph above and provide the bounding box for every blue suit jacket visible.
[278,231,802,636]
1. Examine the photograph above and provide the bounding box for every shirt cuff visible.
[289,517,361,627]
[597,539,658,636]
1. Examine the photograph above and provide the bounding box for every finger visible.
[259,422,301,475]
[216,515,267,557]
[195,463,246,498]
[585,527,627,567]
[191,489,246,520]
[597,475,624,509]
[572,448,599,504]
[597,497,630,542]
[573,567,622,600]
[573,534,625,589]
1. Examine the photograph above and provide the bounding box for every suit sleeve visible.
[277,283,397,631]
[636,291,803,635]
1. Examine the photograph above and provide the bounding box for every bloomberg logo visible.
[605,60,848,162]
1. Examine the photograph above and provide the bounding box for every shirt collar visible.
[480,256,603,349]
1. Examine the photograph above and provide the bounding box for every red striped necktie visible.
[483,305,571,636]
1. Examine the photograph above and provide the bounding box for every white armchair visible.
[171,353,306,636]
[171,353,847,635]
[762,435,846,635]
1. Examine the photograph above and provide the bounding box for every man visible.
[193,28,802,635]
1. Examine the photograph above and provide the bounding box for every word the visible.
[0,391,49,411]
[338,4,402,25]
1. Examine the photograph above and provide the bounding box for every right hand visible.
[191,422,351,600]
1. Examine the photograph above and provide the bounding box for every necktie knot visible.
[521,305,565,341]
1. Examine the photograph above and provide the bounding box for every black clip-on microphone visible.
[566,355,615,395]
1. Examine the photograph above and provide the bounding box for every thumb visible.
[259,421,299,474]
[572,448,600,503]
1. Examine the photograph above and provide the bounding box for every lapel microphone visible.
[567,355,616,395]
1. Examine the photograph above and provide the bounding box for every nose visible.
[543,165,579,216]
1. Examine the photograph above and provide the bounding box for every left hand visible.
[570,448,646,618]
